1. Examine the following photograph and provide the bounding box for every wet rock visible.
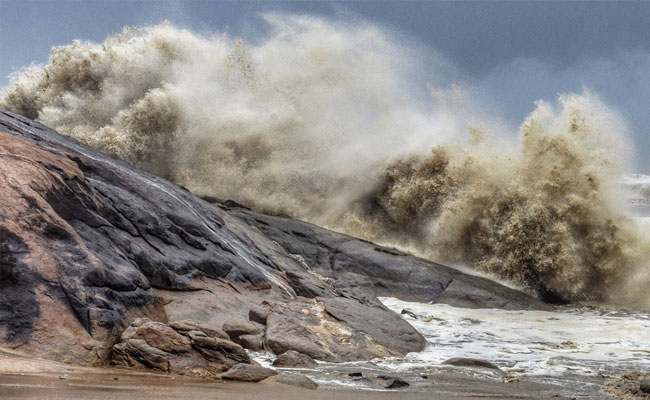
[272,350,317,368]
[232,207,548,310]
[603,372,650,399]
[223,319,264,341]
[249,304,270,325]
[262,374,318,389]
[237,334,265,351]
[221,363,277,382]
[641,380,650,393]
[265,298,410,362]
[384,377,410,389]
[442,357,502,371]
[359,375,410,389]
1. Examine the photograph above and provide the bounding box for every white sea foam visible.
[378,297,650,378]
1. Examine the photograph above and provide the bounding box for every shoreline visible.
[0,350,610,399]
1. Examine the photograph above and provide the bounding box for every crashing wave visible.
[2,17,649,306]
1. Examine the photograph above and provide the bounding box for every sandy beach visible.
[0,350,604,399]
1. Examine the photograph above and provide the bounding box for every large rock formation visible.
[0,110,546,371]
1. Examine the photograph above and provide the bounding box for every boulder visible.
[237,334,265,351]
[221,363,277,382]
[641,380,650,394]
[264,298,411,362]
[272,350,317,368]
[442,357,502,372]
[186,330,251,366]
[383,377,410,389]
[222,319,264,341]
[262,374,318,389]
[111,318,249,376]
[249,304,271,325]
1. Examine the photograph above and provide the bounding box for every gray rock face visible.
[229,207,549,311]
[220,363,277,382]
[0,110,548,371]
[272,350,317,368]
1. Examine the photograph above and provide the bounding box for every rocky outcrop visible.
[111,318,250,377]
[227,205,550,310]
[0,109,547,372]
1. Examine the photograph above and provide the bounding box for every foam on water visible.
[378,297,650,378]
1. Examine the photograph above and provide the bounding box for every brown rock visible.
[132,320,191,354]
[111,319,250,376]
[223,319,264,341]
[264,298,409,362]
[237,334,265,351]
[187,330,251,366]
[442,357,502,371]
[262,374,318,389]
[249,304,270,325]
[221,363,277,382]
[168,320,229,340]
[112,339,170,372]
[272,350,317,368]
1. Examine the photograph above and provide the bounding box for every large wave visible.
[2,16,648,306]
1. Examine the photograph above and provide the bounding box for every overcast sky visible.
[1,1,649,169]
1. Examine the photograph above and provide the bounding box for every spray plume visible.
[2,16,648,306]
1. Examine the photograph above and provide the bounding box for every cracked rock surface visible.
[0,110,546,371]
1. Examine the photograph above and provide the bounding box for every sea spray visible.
[2,17,648,306]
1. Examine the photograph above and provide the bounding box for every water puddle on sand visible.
[377,297,650,377]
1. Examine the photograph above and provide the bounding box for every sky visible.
[1,0,649,169]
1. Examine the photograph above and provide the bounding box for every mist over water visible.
[2,16,649,307]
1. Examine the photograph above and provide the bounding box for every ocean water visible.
[378,297,650,378]
[250,175,650,391]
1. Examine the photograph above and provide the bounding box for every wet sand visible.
[0,350,608,399]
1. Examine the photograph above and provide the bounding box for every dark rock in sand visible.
[442,357,502,372]
[0,110,548,372]
[262,374,319,389]
[221,363,277,382]
[272,350,317,368]
[348,372,363,377]
[384,377,410,389]
[641,380,650,394]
